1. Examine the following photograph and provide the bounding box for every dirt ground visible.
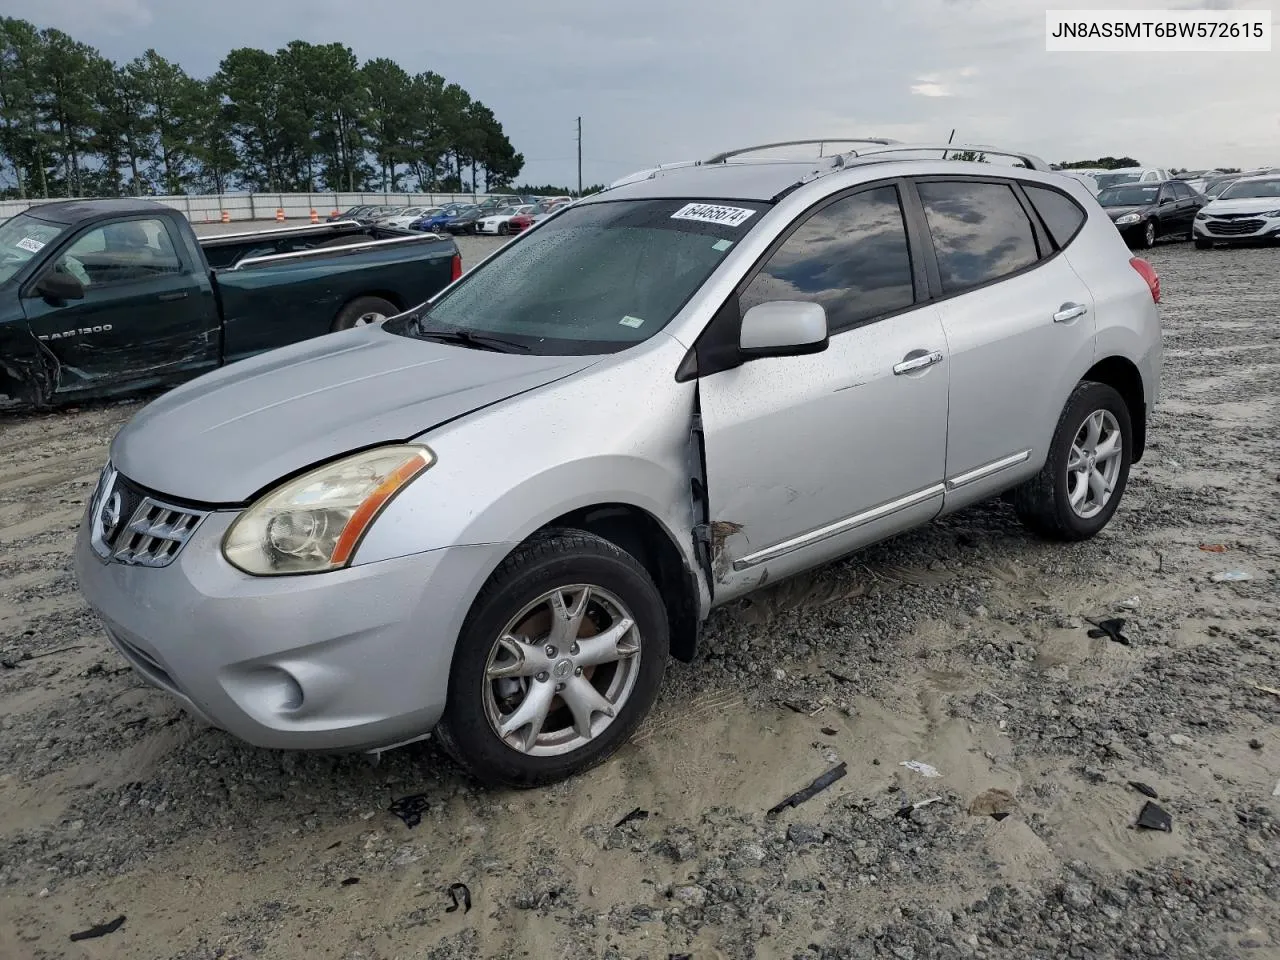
[0,240,1276,960]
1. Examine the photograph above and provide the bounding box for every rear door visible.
[697,182,951,598]
[21,216,219,393]
[909,177,1097,512]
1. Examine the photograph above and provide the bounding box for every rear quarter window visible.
[1023,185,1087,249]
[916,181,1040,295]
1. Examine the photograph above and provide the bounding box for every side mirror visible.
[35,271,85,304]
[1159,196,1173,205]
[739,301,828,358]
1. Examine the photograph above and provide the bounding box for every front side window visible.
[386,198,766,354]
[739,186,915,332]
[46,218,183,289]
[916,181,1039,294]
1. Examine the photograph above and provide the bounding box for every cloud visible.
[3,0,1278,184]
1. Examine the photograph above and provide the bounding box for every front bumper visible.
[1193,215,1280,243]
[74,503,508,752]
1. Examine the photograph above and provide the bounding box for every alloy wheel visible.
[1067,410,1123,519]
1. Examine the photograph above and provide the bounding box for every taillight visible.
[1129,256,1160,303]
[450,253,462,283]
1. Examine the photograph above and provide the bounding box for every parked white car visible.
[1094,167,1172,190]
[1060,171,1100,195]
[1192,174,1280,248]
[383,206,441,229]
[477,205,536,235]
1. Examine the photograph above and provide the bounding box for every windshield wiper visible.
[414,328,531,353]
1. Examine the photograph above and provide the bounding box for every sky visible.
[7,0,1279,187]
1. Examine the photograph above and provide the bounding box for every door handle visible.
[892,350,944,375]
[157,291,189,302]
[1053,302,1089,324]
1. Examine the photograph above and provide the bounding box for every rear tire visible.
[1013,381,1132,542]
[330,295,398,332]
[433,529,669,788]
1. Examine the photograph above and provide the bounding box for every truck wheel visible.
[1012,381,1132,542]
[433,529,669,788]
[331,296,399,332]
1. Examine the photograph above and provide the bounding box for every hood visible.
[1202,196,1280,216]
[110,328,599,503]
[1103,205,1150,220]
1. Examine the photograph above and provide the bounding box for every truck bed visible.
[198,220,437,270]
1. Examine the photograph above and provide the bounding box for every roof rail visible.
[705,138,900,164]
[834,142,1052,172]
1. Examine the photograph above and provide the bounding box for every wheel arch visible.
[528,503,702,664]
[1083,355,1147,461]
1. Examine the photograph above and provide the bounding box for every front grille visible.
[89,466,207,567]
[1206,218,1264,236]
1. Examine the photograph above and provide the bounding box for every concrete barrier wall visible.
[0,192,509,223]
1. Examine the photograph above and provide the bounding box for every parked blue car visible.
[410,204,464,232]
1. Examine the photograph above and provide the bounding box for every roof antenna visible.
[943,128,956,161]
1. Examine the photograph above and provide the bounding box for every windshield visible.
[1097,184,1160,207]
[1205,180,1237,197]
[1218,178,1280,200]
[1094,172,1142,189]
[0,213,65,285]
[453,206,480,217]
[385,197,766,355]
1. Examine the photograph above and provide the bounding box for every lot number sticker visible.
[16,236,45,254]
[671,203,756,228]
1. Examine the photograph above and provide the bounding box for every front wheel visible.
[1132,219,1156,249]
[497,223,509,236]
[433,530,669,788]
[1012,381,1132,542]
[1194,237,1213,250]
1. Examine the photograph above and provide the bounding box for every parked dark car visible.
[1096,180,1206,248]
[0,199,461,409]
[410,204,465,232]
[444,205,483,235]
[328,205,372,222]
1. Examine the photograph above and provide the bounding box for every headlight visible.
[222,445,434,576]
[1115,213,1141,226]
[1195,212,1209,220]
[1261,210,1280,219]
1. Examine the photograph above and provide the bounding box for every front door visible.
[910,178,1098,511]
[697,183,951,599]
[21,215,219,396]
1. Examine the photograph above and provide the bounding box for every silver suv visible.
[75,140,1162,788]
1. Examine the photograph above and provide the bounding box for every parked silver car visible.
[75,140,1162,787]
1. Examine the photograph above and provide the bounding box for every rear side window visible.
[739,185,915,332]
[1024,186,1087,249]
[916,181,1039,294]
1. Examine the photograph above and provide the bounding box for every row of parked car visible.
[327,196,575,237]
[1082,168,1280,250]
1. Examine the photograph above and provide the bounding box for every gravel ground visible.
[0,240,1277,960]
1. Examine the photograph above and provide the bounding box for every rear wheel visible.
[433,530,669,788]
[1013,381,1132,542]
[330,295,398,332]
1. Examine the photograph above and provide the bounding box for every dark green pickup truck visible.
[0,198,462,408]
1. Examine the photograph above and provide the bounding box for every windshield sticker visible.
[671,203,756,228]
[712,238,734,252]
[16,236,45,254]
[619,315,645,329]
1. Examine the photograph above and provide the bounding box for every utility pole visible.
[576,116,583,197]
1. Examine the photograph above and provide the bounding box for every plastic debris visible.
[387,793,429,828]
[614,807,650,828]
[1211,571,1252,582]
[899,760,942,778]
[70,916,126,942]
[821,727,839,737]
[1136,801,1172,832]
[1128,781,1159,799]
[1119,596,1141,609]
[1087,618,1131,646]
[969,788,1016,820]
[766,762,848,818]
[340,877,359,886]
[1199,544,1227,553]
[445,882,472,913]
[1248,739,1262,751]
[896,795,944,818]
[1250,682,1280,698]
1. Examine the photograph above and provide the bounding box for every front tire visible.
[1132,219,1156,249]
[1194,237,1213,250]
[1013,381,1132,542]
[434,530,669,788]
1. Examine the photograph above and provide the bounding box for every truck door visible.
[20,216,219,394]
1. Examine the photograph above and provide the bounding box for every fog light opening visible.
[263,667,304,713]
